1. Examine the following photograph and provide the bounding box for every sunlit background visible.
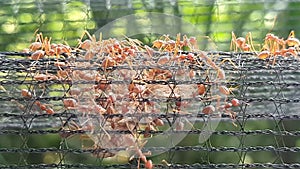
[1,0,299,51]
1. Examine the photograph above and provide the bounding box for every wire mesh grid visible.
[1,49,300,168]
[1,0,300,168]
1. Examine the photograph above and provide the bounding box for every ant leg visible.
[246,32,256,52]
[230,31,238,52]
[289,30,295,38]
[39,32,44,44]
[218,58,238,69]
[32,29,40,42]
[77,30,95,48]
[45,37,51,55]
[272,55,277,66]
[83,30,94,41]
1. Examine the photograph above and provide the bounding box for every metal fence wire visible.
[1,0,300,169]
[1,49,300,168]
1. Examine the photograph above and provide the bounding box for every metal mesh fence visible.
[1,0,300,168]
[1,49,300,168]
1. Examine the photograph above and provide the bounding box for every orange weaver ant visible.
[152,34,198,55]
[231,31,256,52]
[28,32,72,60]
[286,30,300,47]
[20,89,55,114]
[257,30,300,64]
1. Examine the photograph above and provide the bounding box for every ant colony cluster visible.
[18,31,240,168]
[231,30,300,64]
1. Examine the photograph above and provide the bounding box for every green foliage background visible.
[1,0,300,167]
[1,0,299,51]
